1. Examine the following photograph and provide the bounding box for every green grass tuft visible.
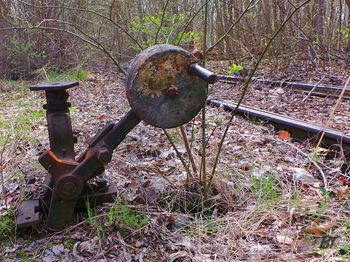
[48,69,89,82]
[251,172,280,205]
[109,200,149,231]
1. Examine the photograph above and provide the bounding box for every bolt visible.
[191,49,204,60]
[56,176,83,200]
[167,86,179,96]
[62,181,77,196]
[96,147,112,164]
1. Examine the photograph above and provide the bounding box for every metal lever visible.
[190,64,217,84]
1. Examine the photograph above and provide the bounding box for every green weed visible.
[0,212,14,237]
[108,200,149,231]
[251,172,280,205]
[312,190,331,222]
[18,250,30,262]
[0,108,45,144]
[312,148,322,163]
[0,209,15,250]
[85,200,105,244]
[227,63,244,75]
[63,239,75,250]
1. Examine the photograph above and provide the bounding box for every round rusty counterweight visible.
[126,44,208,128]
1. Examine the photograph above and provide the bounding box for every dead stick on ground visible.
[302,75,326,102]
[309,76,350,171]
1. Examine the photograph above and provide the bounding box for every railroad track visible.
[207,98,350,154]
[217,75,350,99]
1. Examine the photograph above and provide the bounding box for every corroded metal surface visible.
[126,44,208,128]
[16,46,215,231]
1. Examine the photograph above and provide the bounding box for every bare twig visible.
[180,126,198,175]
[269,138,328,189]
[154,0,170,45]
[310,76,350,168]
[208,0,312,188]
[176,0,212,46]
[0,25,126,74]
[201,1,209,197]
[302,76,326,102]
[163,129,193,179]
[205,0,257,54]
[19,0,143,50]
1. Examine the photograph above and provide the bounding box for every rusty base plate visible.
[126,44,208,128]
[15,199,41,229]
[15,185,118,229]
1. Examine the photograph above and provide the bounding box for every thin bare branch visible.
[18,0,143,50]
[205,0,258,54]
[208,0,312,187]
[154,0,170,45]
[176,0,212,46]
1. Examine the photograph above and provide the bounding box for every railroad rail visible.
[207,98,350,153]
[217,75,350,99]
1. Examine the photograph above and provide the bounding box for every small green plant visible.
[0,209,15,246]
[216,116,224,126]
[248,115,258,125]
[205,219,221,236]
[336,27,350,40]
[85,200,105,243]
[227,63,244,75]
[251,172,280,205]
[313,190,331,222]
[10,37,41,60]
[312,148,322,163]
[215,69,221,75]
[108,200,149,231]
[70,70,89,81]
[0,209,15,239]
[63,239,75,250]
[17,250,30,262]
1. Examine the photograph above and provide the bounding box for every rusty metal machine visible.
[15,44,217,230]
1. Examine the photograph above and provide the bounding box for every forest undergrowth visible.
[0,59,349,261]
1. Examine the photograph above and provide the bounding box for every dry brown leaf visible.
[276,130,292,141]
[97,114,107,121]
[305,221,333,237]
[338,176,350,186]
[336,185,350,198]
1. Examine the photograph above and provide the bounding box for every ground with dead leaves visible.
[0,62,349,261]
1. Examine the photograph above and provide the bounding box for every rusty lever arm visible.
[190,64,217,84]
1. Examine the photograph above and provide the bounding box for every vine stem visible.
[201,1,209,199]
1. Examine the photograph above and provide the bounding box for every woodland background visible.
[0,0,349,79]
